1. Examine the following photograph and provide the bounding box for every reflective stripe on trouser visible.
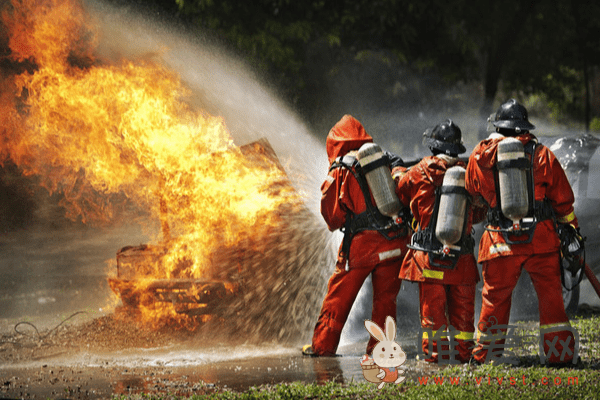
[311,258,402,356]
[419,281,476,363]
[473,252,574,364]
[540,322,576,364]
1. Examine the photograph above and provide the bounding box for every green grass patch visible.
[113,313,600,399]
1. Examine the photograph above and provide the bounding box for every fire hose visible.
[584,263,600,300]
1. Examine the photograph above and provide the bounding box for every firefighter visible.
[395,119,485,363]
[302,114,410,357]
[465,99,579,365]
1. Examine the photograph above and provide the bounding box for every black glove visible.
[383,151,405,169]
[557,224,586,289]
[557,223,585,253]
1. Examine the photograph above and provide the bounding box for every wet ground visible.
[0,310,433,399]
[2,354,438,399]
[3,223,600,399]
[0,222,424,399]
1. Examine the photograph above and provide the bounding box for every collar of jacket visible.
[434,154,460,166]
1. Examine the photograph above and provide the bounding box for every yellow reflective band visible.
[540,322,572,331]
[423,330,474,340]
[477,330,508,342]
[423,269,444,280]
[455,330,474,340]
[557,211,576,223]
[422,330,437,339]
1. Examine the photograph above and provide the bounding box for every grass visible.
[114,313,600,400]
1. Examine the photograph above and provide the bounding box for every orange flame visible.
[0,0,299,327]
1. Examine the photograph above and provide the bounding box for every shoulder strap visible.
[523,140,537,216]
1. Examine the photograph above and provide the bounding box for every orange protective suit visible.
[465,133,578,364]
[310,115,409,356]
[395,155,484,363]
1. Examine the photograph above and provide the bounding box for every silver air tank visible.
[356,143,401,218]
[435,166,467,246]
[497,137,529,224]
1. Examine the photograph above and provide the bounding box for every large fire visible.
[0,0,308,330]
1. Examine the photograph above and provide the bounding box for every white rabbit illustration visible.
[364,315,406,389]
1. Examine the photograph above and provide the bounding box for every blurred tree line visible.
[145,0,600,133]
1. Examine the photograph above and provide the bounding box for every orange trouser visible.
[311,258,402,356]
[473,252,575,364]
[419,281,476,363]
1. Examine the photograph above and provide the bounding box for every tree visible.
[500,0,600,130]
[169,0,599,131]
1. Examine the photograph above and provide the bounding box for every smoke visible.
[306,48,487,162]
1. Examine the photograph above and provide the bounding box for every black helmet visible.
[492,99,535,133]
[423,119,466,155]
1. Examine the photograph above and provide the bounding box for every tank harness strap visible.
[440,186,470,196]
[358,155,389,174]
[496,157,531,170]
[331,155,409,260]
[487,199,554,224]
[524,141,537,217]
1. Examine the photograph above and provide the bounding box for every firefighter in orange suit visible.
[395,119,485,363]
[466,99,578,365]
[302,114,410,357]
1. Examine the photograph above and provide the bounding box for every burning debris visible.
[0,0,332,342]
[108,138,330,341]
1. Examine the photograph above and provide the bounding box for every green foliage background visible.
[146,0,600,134]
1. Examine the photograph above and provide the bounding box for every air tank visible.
[356,143,401,218]
[497,137,529,223]
[435,166,467,246]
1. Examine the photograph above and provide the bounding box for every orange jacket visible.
[465,133,578,262]
[321,115,408,269]
[395,156,483,285]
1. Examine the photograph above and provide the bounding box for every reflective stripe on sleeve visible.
[557,211,576,224]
